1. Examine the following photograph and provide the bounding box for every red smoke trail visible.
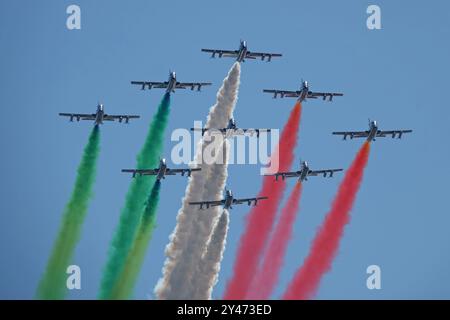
[282,141,371,300]
[223,102,302,300]
[247,182,303,300]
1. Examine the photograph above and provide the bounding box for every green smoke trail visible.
[99,93,171,299]
[110,180,161,299]
[36,125,101,300]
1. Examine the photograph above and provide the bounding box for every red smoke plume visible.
[224,102,302,300]
[247,182,303,299]
[282,142,371,300]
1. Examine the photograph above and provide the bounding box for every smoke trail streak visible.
[109,181,161,299]
[192,210,230,300]
[37,126,100,299]
[178,141,229,299]
[99,93,171,299]
[155,63,240,299]
[247,182,303,300]
[224,102,301,300]
[283,142,371,300]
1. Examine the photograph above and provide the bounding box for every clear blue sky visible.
[1,0,449,299]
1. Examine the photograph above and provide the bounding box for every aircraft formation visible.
[58,40,413,210]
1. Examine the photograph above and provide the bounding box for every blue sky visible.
[0,0,449,299]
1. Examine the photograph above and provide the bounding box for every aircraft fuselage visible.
[298,81,309,102]
[156,158,168,180]
[367,121,378,142]
[223,190,233,209]
[227,119,237,130]
[237,41,248,62]
[95,104,105,125]
[166,72,177,93]
[299,161,309,181]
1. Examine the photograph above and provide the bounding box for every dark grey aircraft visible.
[122,158,201,181]
[266,160,343,182]
[59,103,139,125]
[264,79,343,102]
[190,118,271,138]
[333,120,413,142]
[202,40,282,63]
[131,71,211,93]
[189,188,268,210]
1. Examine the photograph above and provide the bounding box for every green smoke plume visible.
[110,180,161,299]
[99,93,171,299]
[36,125,101,299]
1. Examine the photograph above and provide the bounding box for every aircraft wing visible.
[175,82,212,91]
[131,81,169,90]
[190,127,229,136]
[265,170,301,179]
[191,127,271,137]
[308,168,343,178]
[332,131,370,139]
[246,51,282,62]
[166,167,201,177]
[239,128,271,137]
[244,128,272,136]
[121,168,158,177]
[190,127,209,135]
[233,196,269,205]
[376,129,413,138]
[59,113,96,120]
[308,91,344,101]
[201,48,239,58]
[189,199,225,209]
[103,114,140,123]
[263,89,301,99]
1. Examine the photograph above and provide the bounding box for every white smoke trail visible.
[192,210,229,300]
[155,63,240,299]
[175,140,229,299]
